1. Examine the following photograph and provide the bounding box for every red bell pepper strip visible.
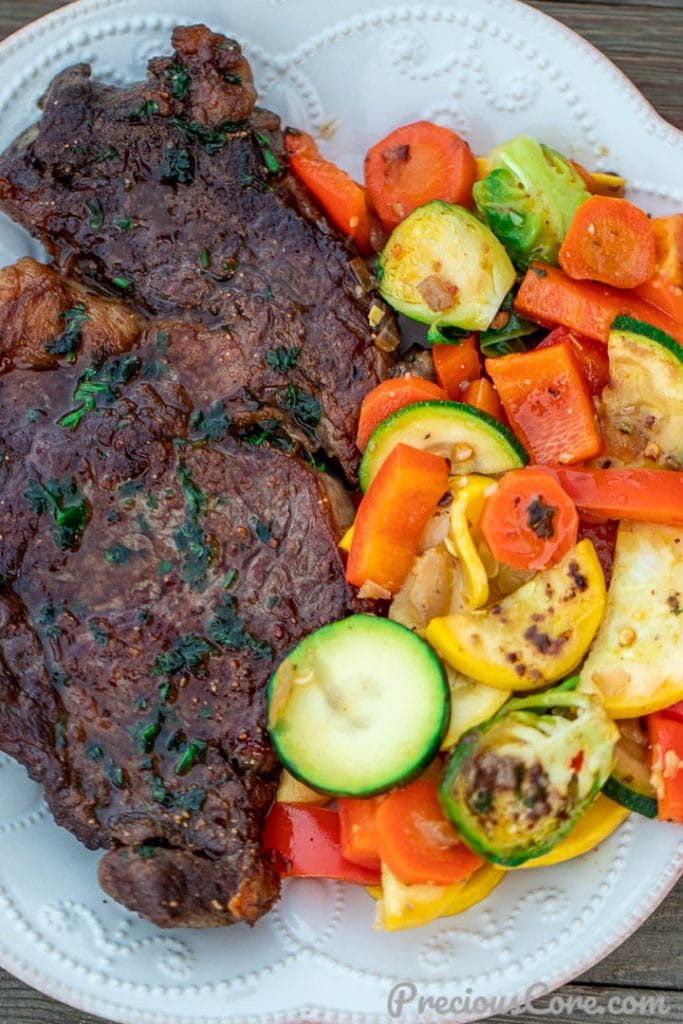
[660,701,683,726]
[485,341,603,465]
[513,263,683,346]
[646,715,683,824]
[432,334,481,399]
[633,274,683,326]
[338,797,382,870]
[652,214,683,287]
[262,803,381,884]
[346,443,450,593]
[285,131,375,254]
[462,377,507,424]
[375,777,483,886]
[356,377,447,451]
[535,325,610,396]
[577,518,618,587]
[538,467,683,525]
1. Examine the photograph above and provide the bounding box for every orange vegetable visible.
[346,443,450,593]
[262,803,381,884]
[375,777,483,886]
[485,341,602,465]
[338,797,382,870]
[364,120,477,231]
[537,467,683,526]
[356,377,447,451]
[535,326,610,396]
[634,274,683,326]
[570,161,624,197]
[432,335,481,399]
[646,715,683,824]
[462,377,506,423]
[285,131,374,254]
[479,468,579,571]
[559,196,655,289]
[652,214,683,287]
[513,263,683,346]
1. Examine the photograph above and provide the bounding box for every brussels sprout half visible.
[473,135,590,268]
[439,688,618,866]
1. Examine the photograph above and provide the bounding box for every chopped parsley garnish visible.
[224,568,238,589]
[253,130,283,174]
[55,712,68,752]
[129,711,162,754]
[169,115,245,154]
[58,355,141,431]
[155,331,169,354]
[114,216,132,232]
[37,601,66,640]
[249,516,273,544]
[208,595,273,660]
[174,462,215,590]
[199,707,214,720]
[45,304,90,363]
[238,418,294,451]
[130,98,160,119]
[138,844,158,859]
[158,559,173,576]
[96,145,119,162]
[168,61,191,100]
[103,758,124,788]
[174,738,207,776]
[160,144,194,185]
[223,72,242,85]
[265,346,300,373]
[26,408,43,423]
[112,276,131,291]
[280,384,322,432]
[24,476,89,550]
[189,401,232,442]
[104,542,138,566]
[526,496,557,540]
[199,247,211,269]
[86,197,104,232]
[85,744,104,761]
[179,788,206,811]
[88,620,110,647]
[151,633,214,678]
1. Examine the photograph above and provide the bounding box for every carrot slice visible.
[485,341,602,465]
[338,797,382,870]
[479,468,578,571]
[535,326,610,395]
[559,196,655,289]
[375,777,483,886]
[462,377,506,423]
[652,214,683,287]
[432,335,481,399]
[356,377,447,451]
[346,443,450,593]
[285,131,374,254]
[364,121,477,231]
[514,263,683,345]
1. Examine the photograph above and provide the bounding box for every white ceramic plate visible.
[0,1,682,1022]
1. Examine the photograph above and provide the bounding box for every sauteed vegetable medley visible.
[264,121,683,930]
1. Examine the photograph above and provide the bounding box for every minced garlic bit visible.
[618,627,636,648]
[358,579,393,601]
[452,443,474,463]
[368,302,385,328]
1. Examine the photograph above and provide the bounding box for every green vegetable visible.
[603,719,658,818]
[86,198,104,232]
[268,615,449,796]
[265,346,300,373]
[168,61,190,100]
[601,316,683,469]
[473,135,590,268]
[359,400,528,492]
[189,401,232,442]
[151,634,214,678]
[174,739,207,776]
[377,201,516,332]
[208,595,273,660]
[160,144,194,185]
[58,355,141,431]
[439,687,618,866]
[478,288,538,357]
[174,462,215,590]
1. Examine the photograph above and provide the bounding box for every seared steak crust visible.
[0,24,391,481]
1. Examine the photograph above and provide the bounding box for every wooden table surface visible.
[0,1,681,1022]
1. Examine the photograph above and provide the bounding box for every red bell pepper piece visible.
[285,131,374,254]
[432,335,481,399]
[535,325,610,396]
[513,263,683,346]
[659,701,683,726]
[651,214,683,287]
[462,377,507,424]
[346,443,450,593]
[338,797,382,870]
[262,803,381,884]
[646,715,683,823]
[485,341,602,465]
[538,467,683,526]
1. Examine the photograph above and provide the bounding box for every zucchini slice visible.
[601,316,683,468]
[267,615,448,796]
[376,201,516,331]
[359,401,528,492]
[602,719,658,818]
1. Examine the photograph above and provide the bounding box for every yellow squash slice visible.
[426,539,606,691]
[374,861,506,931]
[580,522,683,717]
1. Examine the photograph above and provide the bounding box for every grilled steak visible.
[0,24,392,928]
[0,261,359,925]
[0,23,393,481]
